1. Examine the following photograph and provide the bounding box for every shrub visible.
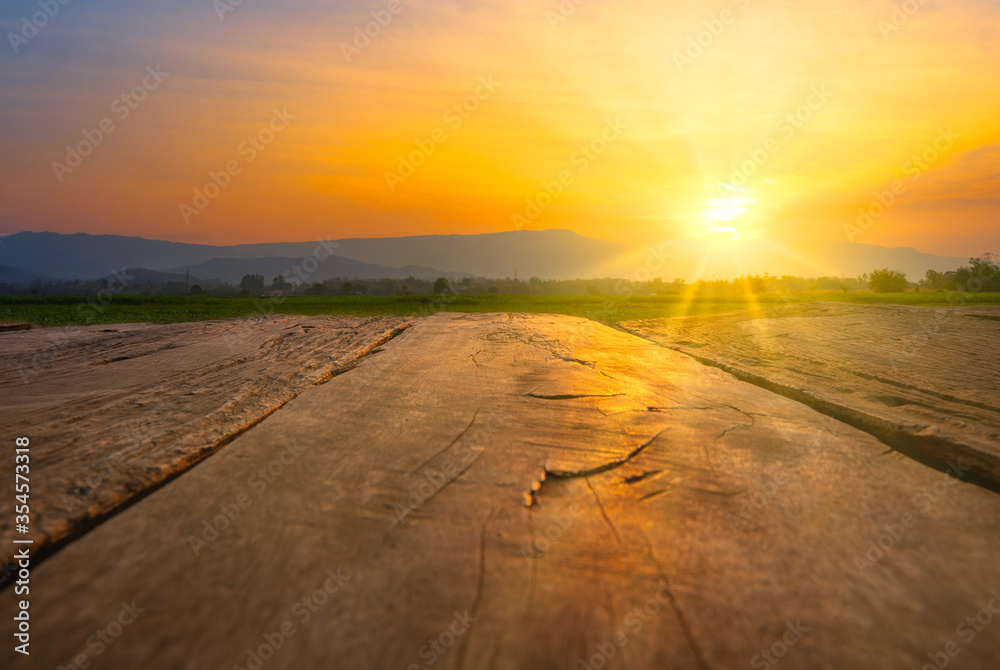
[305,282,327,296]
[433,277,451,295]
[240,274,265,294]
[869,268,909,293]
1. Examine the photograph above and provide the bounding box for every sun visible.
[699,186,756,240]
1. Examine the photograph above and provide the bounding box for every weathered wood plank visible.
[622,303,1000,488]
[0,315,411,565]
[2,312,998,669]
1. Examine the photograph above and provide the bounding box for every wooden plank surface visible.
[622,303,1000,488]
[2,312,999,669]
[0,315,411,565]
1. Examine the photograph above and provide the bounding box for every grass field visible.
[2,291,999,327]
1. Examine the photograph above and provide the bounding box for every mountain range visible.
[0,230,975,284]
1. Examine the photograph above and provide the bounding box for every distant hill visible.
[326,229,628,279]
[0,264,45,284]
[0,230,974,283]
[0,230,620,281]
[117,268,209,285]
[0,232,228,281]
[631,238,971,282]
[0,232,473,283]
[168,256,468,284]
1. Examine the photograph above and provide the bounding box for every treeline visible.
[0,274,868,297]
[917,254,1000,292]
[2,254,996,297]
[0,278,198,297]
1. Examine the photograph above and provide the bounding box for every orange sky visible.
[1,0,998,255]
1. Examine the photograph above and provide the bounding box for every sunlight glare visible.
[700,186,756,240]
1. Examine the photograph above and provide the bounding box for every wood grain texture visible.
[0,315,411,564]
[622,303,1000,488]
[3,312,998,669]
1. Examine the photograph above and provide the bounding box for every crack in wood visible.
[623,470,663,484]
[713,416,755,444]
[526,430,667,509]
[521,508,540,636]
[454,507,494,669]
[635,528,713,670]
[525,392,626,400]
[543,429,665,481]
[584,478,621,544]
[557,356,595,367]
[639,487,677,501]
[415,409,481,471]
[395,443,490,524]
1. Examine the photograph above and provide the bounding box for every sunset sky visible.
[1,0,998,255]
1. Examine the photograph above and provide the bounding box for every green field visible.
[2,291,999,328]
